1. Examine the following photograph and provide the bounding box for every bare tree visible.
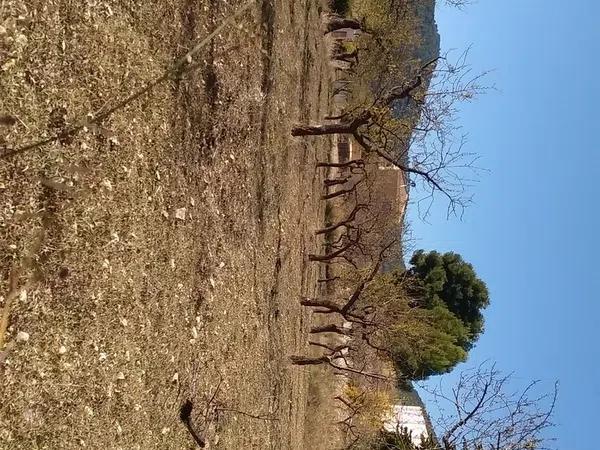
[420,363,557,450]
[445,0,473,10]
[290,344,389,381]
[309,161,402,268]
[293,54,486,217]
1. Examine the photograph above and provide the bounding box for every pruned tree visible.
[291,241,400,380]
[298,262,471,381]
[315,200,369,236]
[293,51,486,217]
[290,344,389,381]
[349,269,470,380]
[309,161,403,269]
[323,13,364,34]
[304,238,397,312]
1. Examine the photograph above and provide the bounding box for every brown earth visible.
[0,0,342,448]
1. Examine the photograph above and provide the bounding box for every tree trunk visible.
[317,276,340,283]
[316,159,364,169]
[292,111,371,137]
[324,177,350,187]
[321,184,358,200]
[290,355,329,366]
[308,241,354,262]
[320,219,352,235]
[333,49,359,65]
[324,14,362,34]
[310,324,352,336]
[315,203,365,235]
[309,341,349,354]
[291,122,354,137]
[301,298,344,313]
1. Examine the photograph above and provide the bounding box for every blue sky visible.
[410,1,600,449]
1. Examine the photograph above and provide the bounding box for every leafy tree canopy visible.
[408,250,489,347]
[387,305,468,379]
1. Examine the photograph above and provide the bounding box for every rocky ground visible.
[0,0,338,448]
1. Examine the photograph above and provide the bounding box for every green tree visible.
[386,305,468,379]
[408,250,489,348]
[362,272,470,379]
[294,250,487,380]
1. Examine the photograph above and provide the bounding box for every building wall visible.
[384,405,430,446]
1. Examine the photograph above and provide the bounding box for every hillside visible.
[1,1,333,448]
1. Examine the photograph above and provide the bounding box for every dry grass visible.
[0,0,336,448]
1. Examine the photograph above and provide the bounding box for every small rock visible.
[116,372,125,380]
[174,207,186,221]
[58,345,67,355]
[16,331,29,343]
[101,179,113,191]
[15,34,28,46]
[171,372,179,383]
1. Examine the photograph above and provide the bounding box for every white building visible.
[383,405,430,447]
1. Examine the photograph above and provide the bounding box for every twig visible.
[0,269,19,351]
[215,407,279,422]
[203,376,224,423]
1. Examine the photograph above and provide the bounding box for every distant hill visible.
[413,0,441,64]
[384,0,441,270]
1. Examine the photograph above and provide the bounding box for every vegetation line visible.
[0,0,256,161]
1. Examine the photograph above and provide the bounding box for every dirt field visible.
[0,0,339,448]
